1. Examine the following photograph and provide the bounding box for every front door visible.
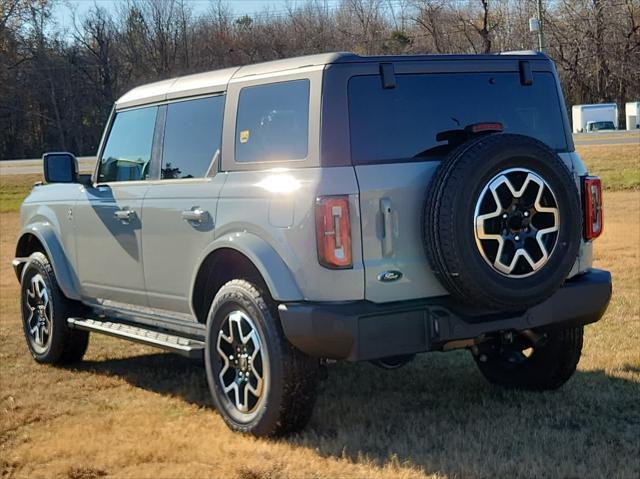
[75,105,158,306]
[141,94,226,315]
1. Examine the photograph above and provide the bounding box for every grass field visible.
[576,144,640,190]
[0,175,40,214]
[1,146,639,478]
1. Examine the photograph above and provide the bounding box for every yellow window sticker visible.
[240,130,250,144]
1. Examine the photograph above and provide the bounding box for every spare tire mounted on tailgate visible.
[424,133,582,312]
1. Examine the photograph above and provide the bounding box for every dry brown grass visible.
[1,178,639,478]
[575,143,640,190]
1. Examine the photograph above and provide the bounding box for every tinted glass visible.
[99,106,157,182]
[235,79,309,163]
[162,96,224,179]
[348,72,568,164]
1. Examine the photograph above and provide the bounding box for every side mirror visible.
[43,152,78,183]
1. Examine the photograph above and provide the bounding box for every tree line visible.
[1,0,638,160]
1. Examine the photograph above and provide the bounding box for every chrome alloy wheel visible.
[216,310,267,415]
[474,168,560,278]
[24,273,52,353]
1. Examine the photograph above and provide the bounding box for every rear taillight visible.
[315,196,352,269]
[583,176,603,240]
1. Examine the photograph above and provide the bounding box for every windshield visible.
[348,72,569,165]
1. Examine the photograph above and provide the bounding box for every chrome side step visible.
[67,318,205,359]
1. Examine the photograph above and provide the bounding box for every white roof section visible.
[116,77,176,109]
[115,50,547,109]
[116,67,239,110]
[115,53,352,110]
[168,67,239,101]
[233,52,349,78]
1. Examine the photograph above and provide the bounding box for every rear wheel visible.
[20,252,89,364]
[474,326,583,390]
[204,279,319,437]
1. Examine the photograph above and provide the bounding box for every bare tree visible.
[2,0,639,159]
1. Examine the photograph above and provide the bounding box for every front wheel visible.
[20,252,89,364]
[204,279,319,437]
[474,326,583,391]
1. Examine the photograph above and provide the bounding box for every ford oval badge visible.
[377,270,403,283]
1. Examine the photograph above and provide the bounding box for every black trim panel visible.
[278,269,612,361]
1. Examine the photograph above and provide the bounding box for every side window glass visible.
[162,96,225,179]
[235,79,309,163]
[98,106,157,182]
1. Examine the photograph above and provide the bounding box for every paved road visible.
[0,157,96,176]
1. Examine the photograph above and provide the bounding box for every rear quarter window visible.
[235,79,309,163]
[348,72,568,165]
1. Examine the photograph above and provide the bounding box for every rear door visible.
[141,95,226,315]
[348,63,570,302]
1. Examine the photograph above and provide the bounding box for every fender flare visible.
[190,231,304,306]
[16,222,82,301]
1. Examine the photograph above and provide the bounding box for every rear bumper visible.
[278,269,612,361]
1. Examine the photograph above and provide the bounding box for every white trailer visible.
[625,102,640,130]
[571,103,618,133]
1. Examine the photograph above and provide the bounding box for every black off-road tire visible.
[20,252,89,364]
[204,279,319,437]
[423,133,582,312]
[475,326,584,390]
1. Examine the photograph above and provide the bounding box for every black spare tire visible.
[423,133,582,312]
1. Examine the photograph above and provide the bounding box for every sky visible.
[53,0,344,32]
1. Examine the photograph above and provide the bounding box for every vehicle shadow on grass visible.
[75,351,640,478]
[76,352,212,407]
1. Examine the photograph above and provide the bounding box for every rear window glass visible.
[162,95,224,179]
[348,72,568,164]
[235,79,309,163]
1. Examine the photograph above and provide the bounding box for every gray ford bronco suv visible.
[14,51,611,437]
